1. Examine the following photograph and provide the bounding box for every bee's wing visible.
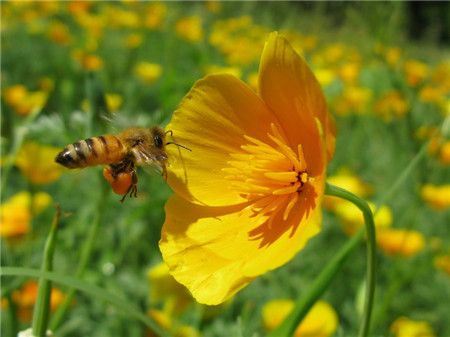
[131,146,166,166]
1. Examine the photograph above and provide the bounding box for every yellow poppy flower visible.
[263,299,338,337]
[390,316,435,337]
[147,262,193,316]
[421,183,450,210]
[376,229,426,258]
[433,254,450,275]
[1,191,52,239]
[175,16,204,42]
[159,32,336,305]
[15,141,65,185]
[133,62,163,84]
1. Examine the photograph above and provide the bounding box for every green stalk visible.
[31,206,61,337]
[325,183,377,337]
[267,184,376,337]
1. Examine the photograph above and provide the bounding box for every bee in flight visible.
[55,126,190,202]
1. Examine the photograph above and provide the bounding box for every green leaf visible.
[1,267,169,337]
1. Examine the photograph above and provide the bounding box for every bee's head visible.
[151,127,166,149]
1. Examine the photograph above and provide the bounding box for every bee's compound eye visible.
[154,134,164,148]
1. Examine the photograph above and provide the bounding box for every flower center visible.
[224,123,310,224]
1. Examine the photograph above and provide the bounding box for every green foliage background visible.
[1,2,449,337]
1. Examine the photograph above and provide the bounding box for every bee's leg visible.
[129,168,138,198]
[119,165,138,202]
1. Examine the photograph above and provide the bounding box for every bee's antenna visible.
[165,130,191,151]
[166,142,192,151]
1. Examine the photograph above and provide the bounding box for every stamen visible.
[226,124,310,227]
[273,182,301,195]
[264,171,298,183]
[283,193,299,220]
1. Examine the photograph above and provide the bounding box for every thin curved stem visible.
[325,183,377,337]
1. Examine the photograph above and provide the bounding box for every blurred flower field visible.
[1,1,449,337]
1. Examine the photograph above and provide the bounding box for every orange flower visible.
[159,32,336,305]
[403,60,428,87]
[377,229,426,257]
[10,280,64,322]
[421,184,450,210]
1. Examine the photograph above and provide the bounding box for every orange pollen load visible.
[103,167,133,195]
[224,123,309,222]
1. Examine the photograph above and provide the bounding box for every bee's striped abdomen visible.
[55,135,126,169]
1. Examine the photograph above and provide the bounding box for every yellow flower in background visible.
[209,16,268,66]
[386,47,401,68]
[147,262,193,316]
[159,32,336,305]
[376,229,426,258]
[125,33,143,48]
[74,12,105,39]
[403,59,428,87]
[205,1,221,13]
[145,309,201,337]
[67,1,94,15]
[8,281,64,322]
[82,54,104,71]
[15,141,64,184]
[38,77,55,92]
[4,85,27,106]
[331,85,373,116]
[203,65,242,79]
[418,85,446,104]
[390,316,435,337]
[103,5,140,29]
[440,141,450,165]
[323,167,372,210]
[105,93,123,112]
[374,91,409,121]
[263,299,338,337]
[133,62,163,84]
[47,20,73,46]
[433,254,450,275]
[3,85,48,116]
[421,184,450,210]
[338,62,361,84]
[431,60,450,92]
[82,93,123,113]
[314,68,336,88]
[334,202,392,237]
[144,2,166,29]
[1,191,52,239]
[175,16,204,42]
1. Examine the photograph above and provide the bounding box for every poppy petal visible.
[165,74,282,206]
[258,32,336,168]
[160,178,323,304]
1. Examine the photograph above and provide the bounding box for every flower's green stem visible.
[325,183,377,337]
[267,183,376,337]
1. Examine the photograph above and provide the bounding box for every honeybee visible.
[55,126,190,202]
